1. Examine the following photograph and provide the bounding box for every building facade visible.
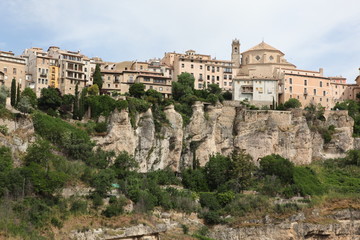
[161,49,234,92]
[0,51,26,91]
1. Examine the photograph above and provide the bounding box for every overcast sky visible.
[1,0,359,82]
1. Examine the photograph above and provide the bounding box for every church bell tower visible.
[231,39,241,68]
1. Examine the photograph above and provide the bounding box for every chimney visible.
[319,68,324,76]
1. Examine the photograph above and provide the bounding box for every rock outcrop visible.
[0,115,34,166]
[209,209,360,240]
[93,102,354,172]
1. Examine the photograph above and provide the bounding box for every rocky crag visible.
[93,101,355,172]
[0,115,34,166]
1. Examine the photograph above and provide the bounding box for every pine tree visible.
[73,83,79,120]
[16,83,21,106]
[93,64,103,93]
[10,78,16,107]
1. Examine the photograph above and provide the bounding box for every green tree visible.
[10,78,16,107]
[21,87,37,108]
[222,91,232,100]
[172,73,195,101]
[205,154,232,191]
[87,84,99,96]
[78,87,88,120]
[93,64,103,92]
[182,168,209,192]
[112,151,138,179]
[260,154,294,184]
[90,168,116,196]
[38,87,63,112]
[16,83,20,106]
[283,98,301,109]
[73,83,79,120]
[17,96,33,113]
[0,86,8,106]
[0,146,13,172]
[129,83,146,98]
[208,84,222,95]
[230,150,256,192]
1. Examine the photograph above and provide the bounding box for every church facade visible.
[231,40,352,109]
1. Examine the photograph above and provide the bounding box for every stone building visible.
[22,47,60,96]
[161,49,234,92]
[0,50,26,91]
[232,40,352,109]
[47,46,88,95]
[101,60,172,97]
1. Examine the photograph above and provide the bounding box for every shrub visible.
[94,122,108,133]
[70,199,88,215]
[201,210,223,225]
[182,168,209,192]
[102,197,127,218]
[199,192,221,211]
[260,154,294,184]
[283,98,301,109]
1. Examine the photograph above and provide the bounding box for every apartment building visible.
[0,50,26,91]
[22,47,60,96]
[101,60,172,97]
[161,49,234,92]
[48,46,87,95]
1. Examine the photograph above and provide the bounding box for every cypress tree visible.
[73,83,79,120]
[93,64,103,93]
[16,83,21,106]
[10,78,16,107]
[78,87,87,121]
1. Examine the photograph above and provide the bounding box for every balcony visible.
[304,90,308,95]
[40,73,47,77]
[241,85,253,93]
[198,77,203,81]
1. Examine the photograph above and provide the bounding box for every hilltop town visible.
[1,39,359,109]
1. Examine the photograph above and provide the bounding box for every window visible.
[327,83,329,86]
[289,78,292,84]
[323,91,326,96]
[289,86,292,93]
[108,84,110,87]
[304,79,307,86]
[200,65,203,70]
[207,75,210,80]
[212,76,215,81]
[216,76,219,81]
[191,64,194,69]
[320,98,322,102]
[207,66,210,71]
[199,74,203,80]
[320,81,322,87]
[3,67,7,73]
[313,89,316,95]
[198,83,203,89]
[224,75,227,79]
[217,67,219,72]
[229,75,232,80]
[224,82,227,86]
[13,68,16,74]
[181,64,184,68]
[108,76,110,80]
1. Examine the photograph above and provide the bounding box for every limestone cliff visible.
[93,101,354,172]
[0,115,34,166]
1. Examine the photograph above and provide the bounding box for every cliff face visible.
[0,115,34,166]
[209,209,360,240]
[93,102,354,172]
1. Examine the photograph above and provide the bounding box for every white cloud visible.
[2,0,360,80]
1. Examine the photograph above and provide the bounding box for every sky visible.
[1,0,360,82]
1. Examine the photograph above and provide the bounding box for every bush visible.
[283,98,301,109]
[224,194,270,217]
[94,122,108,133]
[102,197,127,217]
[260,154,294,184]
[199,192,221,211]
[182,168,209,192]
[201,210,223,225]
[70,199,88,215]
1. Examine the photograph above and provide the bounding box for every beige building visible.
[0,50,26,91]
[48,46,88,95]
[22,47,60,96]
[101,60,172,97]
[162,49,234,91]
[233,41,296,107]
[232,40,351,109]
